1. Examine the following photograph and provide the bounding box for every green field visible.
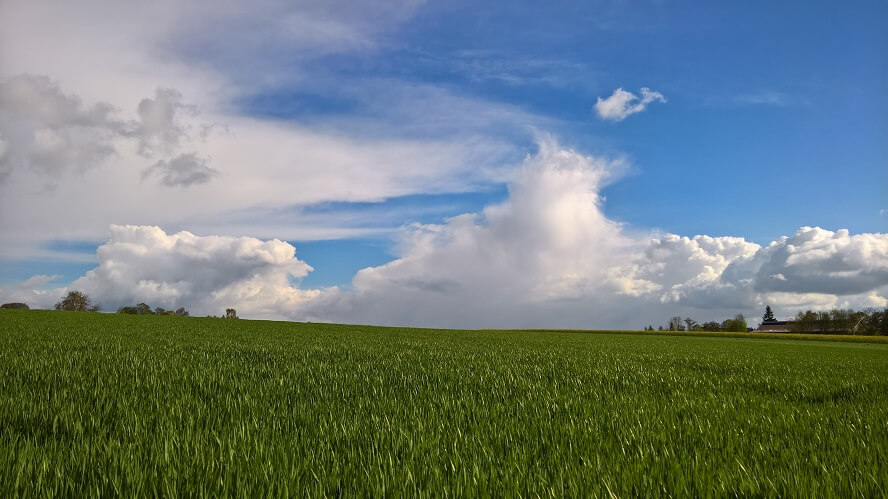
[1,310,886,496]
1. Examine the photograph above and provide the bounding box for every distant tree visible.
[669,316,684,331]
[657,325,664,331]
[880,308,888,336]
[224,308,238,319]
[701,321,721,332]
[1,302,29,310]
[830,308,851,334]
[175,307,189,317]
[723,314,747,332]
[684,318,698,331]
[762,305,776,322]
[54,291,100,312]
[816,311,832,333]
[118,302,154,315]
[791,310,818,333]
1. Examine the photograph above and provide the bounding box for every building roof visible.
[756,322,792,332]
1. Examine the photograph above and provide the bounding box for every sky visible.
[0,0,886,328]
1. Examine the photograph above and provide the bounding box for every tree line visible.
[1,290,239,319]
[644,314,749,332]
[788,308,888,335]
[645,305,888,335]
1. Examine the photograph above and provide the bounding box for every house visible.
[756,320,791,333]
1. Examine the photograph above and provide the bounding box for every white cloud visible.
[68,225,328,318]
[754,228,888,295]
[594,87,666,122]
[658,227,888,313]
[4,142,885,327]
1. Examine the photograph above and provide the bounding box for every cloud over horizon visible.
[4,143,885,328]
[0,0,883,329]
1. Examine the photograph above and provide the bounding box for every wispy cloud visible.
[733,90,787,106]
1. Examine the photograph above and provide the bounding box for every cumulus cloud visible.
[297,145,886,327]
[0,74,124,182]
[64,225,328,318]
[143,153,219,187]
[753,228,888,295]
[655,227,888,313]
[594,87,666,122]
[2,143,885,327]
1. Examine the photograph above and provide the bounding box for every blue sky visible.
[0,0,885,326]
[242,0,886,284]
[238,0,886,241]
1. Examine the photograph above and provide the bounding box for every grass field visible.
[1,310,886,496]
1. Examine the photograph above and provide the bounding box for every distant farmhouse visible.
[756,320,791,333]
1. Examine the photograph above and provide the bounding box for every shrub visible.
[1,302,29,310]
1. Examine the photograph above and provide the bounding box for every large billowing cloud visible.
[6,143,883,328]
[594,87,666,122]
[68,225,328,319]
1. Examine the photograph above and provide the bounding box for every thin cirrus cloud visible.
[594,87,666,122]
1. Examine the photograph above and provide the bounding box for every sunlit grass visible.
[1,310,886,495]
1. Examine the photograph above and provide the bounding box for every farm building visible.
[756,320,791,333]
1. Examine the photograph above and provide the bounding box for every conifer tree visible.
[763,305,776,322]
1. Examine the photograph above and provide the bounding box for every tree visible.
[154,307,176,316]
[791,310,817,333]
[701,321,721,332]
[762,305,776,322]
[830,308,851,334]
[684,318,698,331]
[669,316,684,331]
[54,291,100,312]
[723,314,747,332]
[1,302,29,310]
[118,302,153,315]
[224,308,238,319]
[175,307,189,317]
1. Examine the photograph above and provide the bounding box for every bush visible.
[1,302,29,310]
